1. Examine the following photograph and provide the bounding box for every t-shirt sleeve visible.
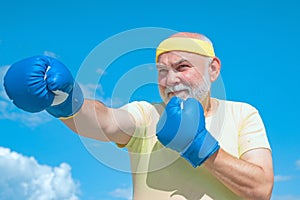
[238,103,271,157]
[118,101,159,153]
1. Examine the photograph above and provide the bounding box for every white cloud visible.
[0,147,80,200]
[0,65,53,127]
[109,187,132,200]
[43,51,59,58]
[96,68,107,76]
[271,195,300,200]
[80,83,104,99]
[79,83,125,108]
[274,175,292,182]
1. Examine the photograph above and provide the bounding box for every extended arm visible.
[61,99,135,145]
[3,55,135,145]
[204,148,274,200]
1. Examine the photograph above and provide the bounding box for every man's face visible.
[157,51,212,103]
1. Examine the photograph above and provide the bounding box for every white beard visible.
[161,59,213,104]
[164,79,211,103]
[161,64,212,103]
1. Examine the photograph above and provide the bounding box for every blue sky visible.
[0,0,300,199]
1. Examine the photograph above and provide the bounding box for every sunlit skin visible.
[157,50,221,116]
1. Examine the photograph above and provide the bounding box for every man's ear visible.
[209,57,221,82]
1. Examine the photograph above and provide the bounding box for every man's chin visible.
[163,94,189,103]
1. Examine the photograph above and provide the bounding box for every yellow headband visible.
[156,37,215,62]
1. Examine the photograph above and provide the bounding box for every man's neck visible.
[201,94,218,117]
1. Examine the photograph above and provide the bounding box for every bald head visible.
[169,32,213,44]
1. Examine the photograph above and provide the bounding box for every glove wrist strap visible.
[46,82,84,118]
[181,130,220,167]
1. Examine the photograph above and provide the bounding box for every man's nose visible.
[166,70,180,86]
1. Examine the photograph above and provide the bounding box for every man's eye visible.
[177,65,190,71]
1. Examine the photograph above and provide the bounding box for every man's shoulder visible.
[120,100,160,116]
[121,100,154,109]
[218,98,255,107]
[216,98,258,113]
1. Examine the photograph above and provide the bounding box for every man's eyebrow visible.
[172,58,188,66]
[156,63,166,68]
[156,58,188,68]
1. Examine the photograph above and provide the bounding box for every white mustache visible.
[165,84,191,96]
[164,82,210,102]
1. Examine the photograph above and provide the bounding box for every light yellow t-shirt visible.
[120,99,271,200]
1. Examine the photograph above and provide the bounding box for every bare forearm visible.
[61,99,134,144]
[204,148,273,200]
[60,99,108,140]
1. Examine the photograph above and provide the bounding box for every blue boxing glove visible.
[156,97,220,167]
[4,55,84,118]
